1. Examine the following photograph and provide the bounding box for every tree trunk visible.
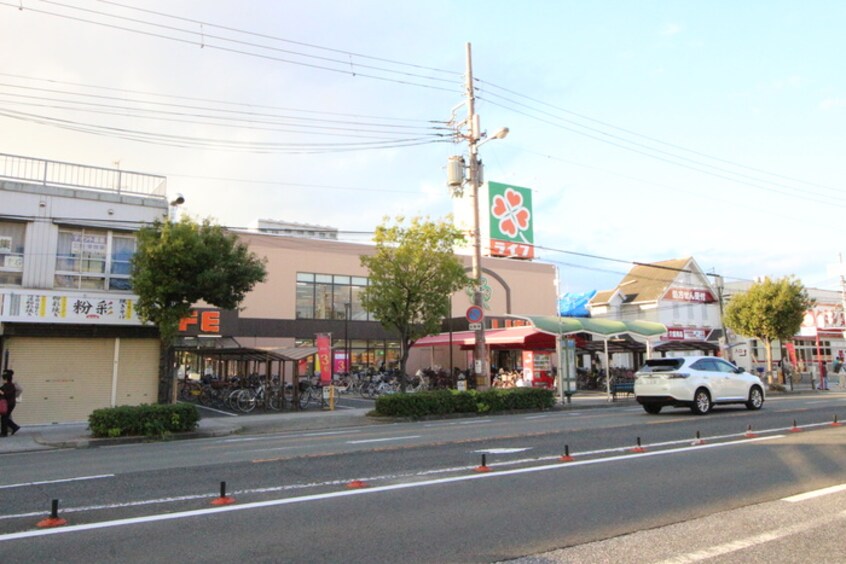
[157,339,174,404]
[398,339,410,393]
[764,340,774,386]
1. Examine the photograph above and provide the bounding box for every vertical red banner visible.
[316,334,332,384]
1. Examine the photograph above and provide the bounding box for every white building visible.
[588,257,724,360]
[0,153,168,424]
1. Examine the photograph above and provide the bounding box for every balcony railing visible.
[0,153,167,198]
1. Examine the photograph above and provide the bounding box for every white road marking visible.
[474,448,532,454]
[782,483,846,503]
[524,414,554,420]
[194,405,238,417]
[0,434,783,542]
[347,435,421,444]
[656,510,846,563]
[222,429,360,443]
[0,474,114,490]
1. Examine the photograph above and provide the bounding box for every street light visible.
[169,193,185,222]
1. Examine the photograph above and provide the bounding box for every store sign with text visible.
[662,288,716,303]
[0,289,142,325]
[487,181,534,259]
[664,327,708,341]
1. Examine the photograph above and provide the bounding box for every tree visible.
[131,217,267,402]
[360,216,469,391]
[723,276,812,386]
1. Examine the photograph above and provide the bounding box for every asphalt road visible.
[1,394,845,562]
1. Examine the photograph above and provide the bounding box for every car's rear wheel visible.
[690,388,711,415]
[642,403,662,414]
[746,386,764,410]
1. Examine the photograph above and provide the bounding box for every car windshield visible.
[637,359,685,373]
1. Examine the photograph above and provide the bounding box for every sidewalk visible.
[0,383,830,455]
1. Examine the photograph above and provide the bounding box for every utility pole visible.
[465,43,488,390]
[446,43,508,391]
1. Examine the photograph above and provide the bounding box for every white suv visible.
[634,357,765,415]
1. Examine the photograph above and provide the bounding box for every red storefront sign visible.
[662,288,716,303]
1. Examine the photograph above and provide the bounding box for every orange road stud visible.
[36,499,68,528]
[631,437,646,453]
[559,444,574,462]
[474,454,492,472]
[832,414,842,427]
[346,480,369,489]
[211,481,236,506]
[790,420,802,433]
[691,430,704,446]
[745,425,758,438]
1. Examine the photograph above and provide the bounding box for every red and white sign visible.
[665,327,708,341]
[663,287,716,304]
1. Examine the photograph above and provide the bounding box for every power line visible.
[4,1,461,93]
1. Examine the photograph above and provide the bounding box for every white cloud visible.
[820,98,846,111]
[661,23,683,36]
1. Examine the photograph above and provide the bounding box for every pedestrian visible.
[819,362,829,391]
[0,369,21,437]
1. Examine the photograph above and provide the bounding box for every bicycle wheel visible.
[268,390,283,411]
[236,389,257,413]
[298,387,312,409]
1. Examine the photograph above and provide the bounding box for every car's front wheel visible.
[746,386,764,410]
[690,388,711,415]
[642,403,662,414]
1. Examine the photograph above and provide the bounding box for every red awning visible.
[412,327,555,351]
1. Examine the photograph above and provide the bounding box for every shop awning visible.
[413,327,556,350]
[510,315,667,339]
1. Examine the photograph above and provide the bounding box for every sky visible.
[2,0,846,296]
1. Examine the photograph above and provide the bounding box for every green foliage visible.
[360,216,469,386]
[372,388,555,418]
[88,403,199,438]
[723,276,812,342]
[724,276,813,384]
[131,217,267,343]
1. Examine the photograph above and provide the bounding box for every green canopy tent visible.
[509,315,668,402]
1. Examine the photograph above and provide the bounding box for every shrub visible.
[88,403,199,438]
[373,388,554,418]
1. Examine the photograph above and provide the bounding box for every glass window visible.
[296,272,372,320]
[296,282,314,319]
[314,282,333,319]
[333,284,351,319]
[55,228,135,291]
[0,221,25,286]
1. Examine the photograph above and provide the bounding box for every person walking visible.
[0,369,21,437]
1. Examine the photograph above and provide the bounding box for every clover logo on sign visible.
[491,188,531,242]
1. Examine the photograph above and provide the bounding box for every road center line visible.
[0,435,782,543]
[0,474,114,490]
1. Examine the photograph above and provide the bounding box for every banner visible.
[316,334,332,384]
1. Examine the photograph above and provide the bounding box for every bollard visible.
[36,499,68,528]
[474,453,491,472]
[346,479,369,489]
[211,481,236,506]
[631,437,645,453]
[790,419,802,433]
[691,430,704,446]
[559,444,574,462]
[745,424,758,438]
[833,414,842,427]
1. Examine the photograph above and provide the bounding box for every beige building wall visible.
[235,231,557,321]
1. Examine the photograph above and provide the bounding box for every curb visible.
[34,424,241,449]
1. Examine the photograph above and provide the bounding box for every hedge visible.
[373,388,555,418]
[88,403,200,438]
